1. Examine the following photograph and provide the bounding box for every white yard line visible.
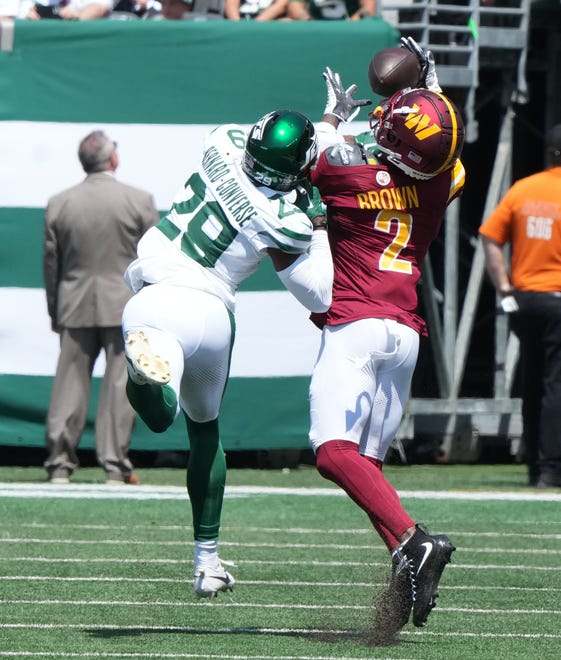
[2,537,561,557]
[1,576,561,593]
[1,556,559,571]
[11,522,561,539]
[0,652,411,660]
[2,599,561,616]
[1,482,561,501]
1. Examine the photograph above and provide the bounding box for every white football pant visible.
[309,318,419,461]
[122,283,234,423]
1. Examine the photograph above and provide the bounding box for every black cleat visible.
[393,526,455,628]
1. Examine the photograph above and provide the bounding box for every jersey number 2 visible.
[375,210,413,274]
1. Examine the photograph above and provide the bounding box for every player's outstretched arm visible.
[400,36,442,93]
[317,66,372,151]
[322,66,372,125]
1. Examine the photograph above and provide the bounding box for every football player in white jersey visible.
[121,110,333,598]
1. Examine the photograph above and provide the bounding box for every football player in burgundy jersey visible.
[309,45,466,644]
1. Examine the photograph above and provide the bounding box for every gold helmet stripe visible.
[433,91,460,174]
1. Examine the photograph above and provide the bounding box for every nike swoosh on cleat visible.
[416,541,434,574]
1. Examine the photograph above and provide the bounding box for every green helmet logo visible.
[242,110,318,192]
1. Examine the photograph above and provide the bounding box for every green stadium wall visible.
[0,18,399,452]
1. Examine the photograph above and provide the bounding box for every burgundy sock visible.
[316,439,414,550]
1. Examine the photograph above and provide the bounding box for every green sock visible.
[185,414,226,541]
[125,378,177,433]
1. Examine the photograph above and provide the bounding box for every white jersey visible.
[125,124,315,312]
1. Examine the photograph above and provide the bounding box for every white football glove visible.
[499,295,519,313]
[400,36,442,93]
[323,66,371,123]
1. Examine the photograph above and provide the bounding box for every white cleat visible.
[194,562,235,599]
[125,330,171,386]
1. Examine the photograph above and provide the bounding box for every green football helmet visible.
[242,110,318,192]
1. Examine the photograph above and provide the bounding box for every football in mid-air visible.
[368,47,422,98]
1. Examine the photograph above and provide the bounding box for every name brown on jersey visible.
[356,184,420,212]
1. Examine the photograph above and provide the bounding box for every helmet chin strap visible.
[378,145,435,181]
[390,158,436,180]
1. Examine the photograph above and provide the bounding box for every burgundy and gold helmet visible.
[370,88,465,180]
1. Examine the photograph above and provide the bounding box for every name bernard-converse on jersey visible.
[202,146,258,225]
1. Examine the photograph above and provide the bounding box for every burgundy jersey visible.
[311,150,465,335]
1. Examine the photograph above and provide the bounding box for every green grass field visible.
[1,464,561,659]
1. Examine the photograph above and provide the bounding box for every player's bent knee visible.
[316,440,355,481]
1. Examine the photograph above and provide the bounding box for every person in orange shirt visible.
[479,124,561,488]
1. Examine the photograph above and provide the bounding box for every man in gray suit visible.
[43,130,160,484]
